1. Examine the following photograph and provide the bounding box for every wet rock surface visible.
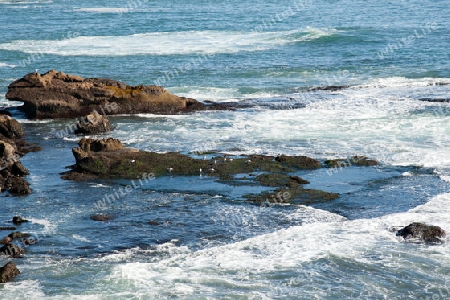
[6,70,227,119]
[396,222,446,244]
[61,138,374,205]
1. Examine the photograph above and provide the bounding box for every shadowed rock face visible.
[74,111,114,135]
[0,116,36,195]
[396,222,446,244]
[6,70,211,119]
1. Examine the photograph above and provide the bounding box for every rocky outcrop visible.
[74,111,114,135]
[6,70,219,119]
[63,138,341,205]
[396,222,446,244]
[0,262,20,283]
[0,116,35,195]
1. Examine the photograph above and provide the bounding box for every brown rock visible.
[6,70,211,119]
[0,262,20,283]
[0,115,25,139]
[0,243,25,257]
[0,237,12,244]
[90,214,113,221]
[74,111,114,135]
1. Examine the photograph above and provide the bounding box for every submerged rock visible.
[396,222,446,244]
[74,111,114,135]
[6,70,218,119]
[0,262,20,283]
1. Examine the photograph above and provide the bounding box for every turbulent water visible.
[1,0,450,299]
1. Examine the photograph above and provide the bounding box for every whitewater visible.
[1,0,450,299]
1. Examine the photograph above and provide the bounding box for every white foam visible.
[87,193,450,298]
[0,62,16,68]
[74,7,131,13]
[2,280,46,299]
[72,234,90,243]
[441,176,450,183]
[0,28,336,56]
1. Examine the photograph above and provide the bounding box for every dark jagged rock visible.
[0,262,20,283]
[0,115,35,195]
[0,243,25,257]
[90,214,113,221]
[4,176,32,195]
[10,161,29,176]
[396,222,446,244]
[74,111,114,135]
[12,216,29,225]
[6,70,224,119]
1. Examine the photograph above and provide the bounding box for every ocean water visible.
[1,0,450,299]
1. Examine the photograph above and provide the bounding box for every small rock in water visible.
[90,214,113,221]
[0,243,25,257]
[12,216,29,225]
[0,262,20,283]
[396,222,446,245]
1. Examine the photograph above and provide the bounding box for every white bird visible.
[199,168,202,173]
[203,156,207,160]
[130,159,135,163]
[167,167,173,173]
[229,158,234,162]
[214,160,217,164]
[210,168,215,172]
[35,69,39,74]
